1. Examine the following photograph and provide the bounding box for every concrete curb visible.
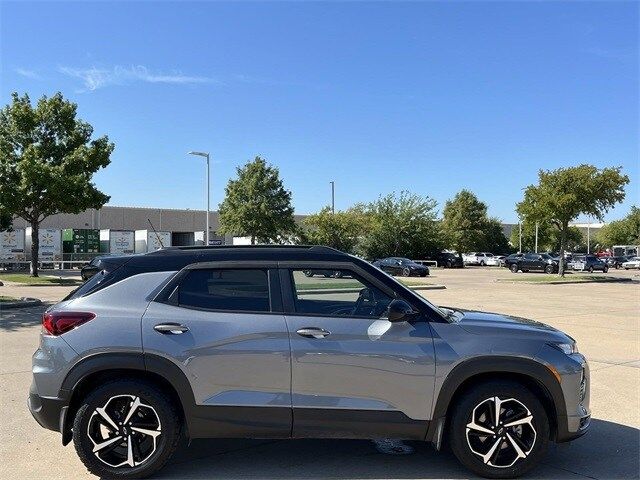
[496,277,634,285]
[0,297,43,309]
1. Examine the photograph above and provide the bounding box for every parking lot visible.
[1,267,638,479]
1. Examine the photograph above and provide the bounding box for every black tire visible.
[615,264,620,269]
[73,379,182,479]
[544,265,553,274]
[603,266,608,273]
[588,266,594,273]
[449,380,550,479]
[402,267,411,277]
[480,261,486,267]
[332,271,343,278]
[303,270,314,277]
[446,260,453,268]
[510,264,519,273]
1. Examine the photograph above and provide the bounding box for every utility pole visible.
[535,222,539,253]
[330,181,335,214]
[518,222,522,253]
[188,151,211,245]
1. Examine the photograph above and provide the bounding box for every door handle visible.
[154,323,189,335]
[296,327,331,339]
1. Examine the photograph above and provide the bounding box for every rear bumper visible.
[28,382,68,433]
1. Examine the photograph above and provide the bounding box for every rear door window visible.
[178,269,270,312]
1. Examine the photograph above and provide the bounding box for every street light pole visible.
[330,181,335,214]
[518,221,522,253]
[188,151,210,245]
[535,222,539,253]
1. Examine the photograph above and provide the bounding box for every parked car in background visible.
[485,255,505,266]
[622,256,640,270]
[303,269,347,278]
[569,255,608,273]
[373,257,429,276]
[504,253,559,274]
[80,255,118,281]
[463,252,494,266]
[429,251,463,268]
[605,256,629,269]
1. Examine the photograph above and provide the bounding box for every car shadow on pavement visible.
[157,419,639,479]
[0,304,49,331]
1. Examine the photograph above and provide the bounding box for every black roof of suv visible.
[67,246,356,300]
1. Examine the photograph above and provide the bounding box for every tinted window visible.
[524,253,539,260]
[178,269,270,312]
[289,269,393,318]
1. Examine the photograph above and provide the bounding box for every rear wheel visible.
[449,380,549,479]
[544,265,553,274]
[588,266,594,273]
[510,264,519,273]
[603,265,608,273]
[402,267,411,277]
[73,379,181,479]
[480,261,486,266]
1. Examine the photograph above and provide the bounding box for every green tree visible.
[301,206,370,254]
[442,190,509,255]
[517,165,628,275]
[358,191,442,260]
[218,156,296,244]
[596,206,640,248]
[0,207,12,230]
[0,92,113,276]
[480,217,511,254]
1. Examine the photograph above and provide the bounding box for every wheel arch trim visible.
[59,352,197,445]
[426,356,566,443]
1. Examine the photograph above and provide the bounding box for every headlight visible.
[550,342,578,355]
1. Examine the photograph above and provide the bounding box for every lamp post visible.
[188,151,210,245]
[330,181,335,214]
[518,221,522,253]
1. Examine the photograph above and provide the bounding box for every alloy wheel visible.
[465,396,536,469]
[87,394,162,469]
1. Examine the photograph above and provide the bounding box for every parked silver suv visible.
[29,246,590,479]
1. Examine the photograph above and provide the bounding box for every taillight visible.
[42,311,96,336]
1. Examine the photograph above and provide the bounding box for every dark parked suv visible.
[29,246,589,479]
[504,253,559,274]
[372,257,429,276]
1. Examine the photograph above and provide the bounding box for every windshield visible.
[540,254,552,260]
[396,258,413,264]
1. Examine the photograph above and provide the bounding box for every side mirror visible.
[386,299,419,323]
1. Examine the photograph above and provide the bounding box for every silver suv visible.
[29,246,590,479]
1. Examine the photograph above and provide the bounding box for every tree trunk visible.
[30,221,40,277]
[558,223,567,277]
[251,235,256,245]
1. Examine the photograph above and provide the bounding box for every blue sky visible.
[2,1,638,223]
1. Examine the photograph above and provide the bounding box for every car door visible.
[281,264,436,439]
[142,264,292,438]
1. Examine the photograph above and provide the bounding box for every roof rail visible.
[157,244,342,253]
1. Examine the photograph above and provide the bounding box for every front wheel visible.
[510,264,519,273]
[588,266,594,273]
[603,266,608,273]
[449,380,550,479]
[544,265,554,274]
[73,379,182,479]
[402,267,411,277]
